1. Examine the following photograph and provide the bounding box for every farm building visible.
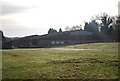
[12,30,100,48]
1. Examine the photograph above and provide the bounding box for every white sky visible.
[0,0,119,37]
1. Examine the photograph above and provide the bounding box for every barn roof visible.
[14,30,93,41]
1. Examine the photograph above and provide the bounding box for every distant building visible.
[12,30,97,48]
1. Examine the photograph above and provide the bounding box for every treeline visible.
[48,28,62,34]
[47,13,119,41]
[65,13,120,41]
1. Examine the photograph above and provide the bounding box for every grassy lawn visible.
[64,42,118,51]
[1,42,119,79]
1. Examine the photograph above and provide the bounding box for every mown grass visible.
[1,42,119,79]
[64,42,119,51]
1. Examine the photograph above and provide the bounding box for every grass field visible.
[1,42,119,79]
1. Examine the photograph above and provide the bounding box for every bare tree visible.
[65,26,71,31]
[91,13,114,35]
[65,25,82,31]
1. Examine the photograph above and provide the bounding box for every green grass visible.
[1,42,119,79]
[64,42,119,51]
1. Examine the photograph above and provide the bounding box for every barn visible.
[12,30,98,48]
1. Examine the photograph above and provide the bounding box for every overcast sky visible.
[0,0,119,37]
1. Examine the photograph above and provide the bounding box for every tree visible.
[71,25,82,31]
[101,14,113,34]
[108,25,114,36]
[65,26,71,31]
[59,28,62,32]
[48,28,57,34]
[0,30,5,40]
[84,22,89,31]
[91,13,113,35]
[0,30,12,49]
[65,25,82,31]
[84,20,99,33]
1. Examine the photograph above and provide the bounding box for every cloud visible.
[1,2,32,15]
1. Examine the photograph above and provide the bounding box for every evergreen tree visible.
[59,28,62,32]
[48,28,57,34]
[84,21,99,33]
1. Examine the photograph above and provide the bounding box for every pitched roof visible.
[14,30,93,41]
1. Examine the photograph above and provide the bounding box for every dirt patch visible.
[50,48,98,51]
